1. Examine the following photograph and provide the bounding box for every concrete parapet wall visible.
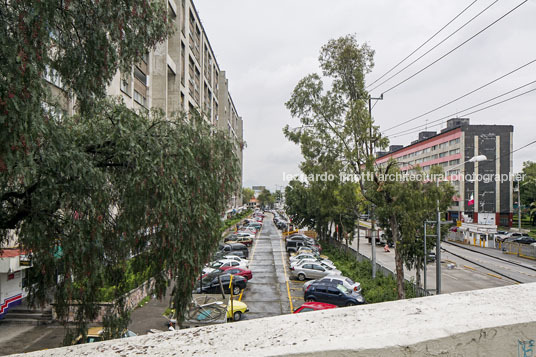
[23,283,536,356]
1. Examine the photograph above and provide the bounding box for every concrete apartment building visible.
[105,0,244,205]
[377,118,514,227]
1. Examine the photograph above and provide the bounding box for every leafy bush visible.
[322,244,417,303]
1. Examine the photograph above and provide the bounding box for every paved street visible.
[242,214,292,318]
[346,229,536,293]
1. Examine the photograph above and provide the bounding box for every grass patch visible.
[221,209,253,233]
[322,243,417,303]
[136,295,151,308]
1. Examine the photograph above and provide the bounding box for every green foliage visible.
[257,189,275,208]
[242,188,255,205]
[221,209,253,232]
[1,1,238,343]
[322,244,416,303]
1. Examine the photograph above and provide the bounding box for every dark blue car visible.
[304,282,365,307]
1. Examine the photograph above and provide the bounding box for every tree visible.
[242,187,255,205]
[257,188,275,208]
[284,34,454,299]
[1,1,239,343]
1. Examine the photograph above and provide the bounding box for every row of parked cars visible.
[277,222,366,310]
[495,231,536,245]
[191,211,266,321]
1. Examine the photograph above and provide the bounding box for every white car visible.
[237,232,255,238]
[303,274,362,294]
[203,259,249,275]
[223,255,249,266]
[290,253,333,266]
[291,258,336,271]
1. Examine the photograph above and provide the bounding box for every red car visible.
[293,302,337,314]
[219,266,253,280]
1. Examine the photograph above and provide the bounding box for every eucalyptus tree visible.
[284,34,453,299]
[1,1,239,342]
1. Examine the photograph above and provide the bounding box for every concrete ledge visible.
[17,283,536,356]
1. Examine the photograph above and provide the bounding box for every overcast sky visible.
[194,0,536,192]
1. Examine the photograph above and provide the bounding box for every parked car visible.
[221,255,249,266]
[304,282,365,307]
[303,275,361,294]
[497,232,530,243]
[225,236,254,247]
[511,237,536,245]
[203,258,248,275]
[237,232,255,238]
[290,258,336,271]
[290,262,341,281]
[195,273,247,295]
[218,243,249,259]
[290,253,333,266]
[74,327,137,344]
[226,300,249,321]
[220,266,253,280]
[293,301,337,314]
[213,249,247,260]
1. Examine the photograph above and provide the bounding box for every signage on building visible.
[19,254,32,266]
[478,213,496,226]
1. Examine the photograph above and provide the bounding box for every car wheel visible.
[345,302,356,307]
[233,311,242,321]
[297,273,306,281]
[306,298,315,302]
[233,286,241,295]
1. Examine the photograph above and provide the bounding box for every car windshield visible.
[337,285,350,294]
[211,261,223,268]
[345,277,355,285]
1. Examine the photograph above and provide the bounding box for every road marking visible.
[487,273,502,280]
[444,273,459,280]
[291,296,304,300]
[277,228,294,312]
[249,237,258,263]
[463,265,476,271]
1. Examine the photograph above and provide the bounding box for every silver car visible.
[303,274,361,294]
[290,253,333,266]
[290,261,341,281]
[290,258,336,271]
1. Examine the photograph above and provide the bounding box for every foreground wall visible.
[19,283,536,356]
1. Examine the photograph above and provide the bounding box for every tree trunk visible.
[390,215,405,299]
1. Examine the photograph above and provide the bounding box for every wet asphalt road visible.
[242,214,293,319]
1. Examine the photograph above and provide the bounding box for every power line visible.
[369,0,495,93]
[377,0,529,96]
[382,58,536,133]
[366,0,480,89]
[387,80,536,139]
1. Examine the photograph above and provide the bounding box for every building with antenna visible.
[377,118,514,227]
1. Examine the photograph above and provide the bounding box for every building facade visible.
[377,118,513,227]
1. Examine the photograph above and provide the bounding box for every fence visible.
[329,239,430,298]
[501,242,536,260]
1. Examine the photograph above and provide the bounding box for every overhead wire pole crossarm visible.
[382,58,536,134]
[378,0,529,96]
[369,0,497,93]
[366,0,479,89]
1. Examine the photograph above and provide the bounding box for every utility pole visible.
[423,223,427,291]
[517,181,522,231]
[436,180,441,295]
[367,94,382,281]
[371,205,376,279]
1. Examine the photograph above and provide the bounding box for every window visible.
[431,145,437,151]
[303,264,313,269]
[141,52,148,64]
[439,142,448,149]
[449,159,460,166]
[450,138,460,145]
[327,287,340,295]
[439,152,447,158]
[120,76,130,96]
[449,148,460,155]
[134,66,147,86]
[133,90,146,107]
